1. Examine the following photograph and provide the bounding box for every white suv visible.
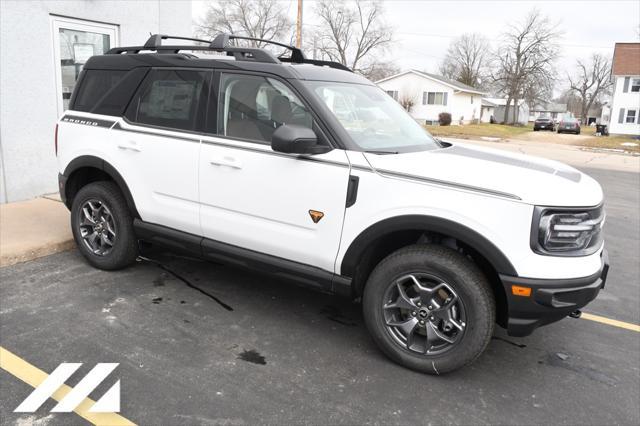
[56,34,609,374]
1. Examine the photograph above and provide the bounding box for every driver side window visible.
[217,73,314,144]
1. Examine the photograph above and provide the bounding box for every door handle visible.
[117,141,141,152]
[209,156,242,169]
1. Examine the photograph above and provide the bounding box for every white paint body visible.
[58,110,605,282]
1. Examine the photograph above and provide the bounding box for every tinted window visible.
[218,73,314,144]
[73,70,126,112]
[127,69,209,131]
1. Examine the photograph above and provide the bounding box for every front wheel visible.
[363,245,495,374]
[71,181,138,270]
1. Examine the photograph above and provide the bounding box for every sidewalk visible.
[0,196,74,267]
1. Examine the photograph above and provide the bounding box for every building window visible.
[386,90,399,101]
[51,16,119,114]
[423,92,448,105]
[626,109,637,124]
[631,78,640,93]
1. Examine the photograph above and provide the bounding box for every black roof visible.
[85,33,370,85]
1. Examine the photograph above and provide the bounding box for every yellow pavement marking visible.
[581,313,640,332]
[0,346,135,426]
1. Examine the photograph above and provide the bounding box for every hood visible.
[363,141,603,206]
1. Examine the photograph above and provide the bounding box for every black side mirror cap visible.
[271,124,332,155]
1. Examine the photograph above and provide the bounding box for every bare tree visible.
[314,0,393,77]
[567,54,612,123]
[398,88,419,112]
[195,0,292,48]
[366,61,400,82]
[491,9,560,124]
[438,33,489,88]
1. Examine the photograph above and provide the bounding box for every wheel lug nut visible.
[416,302,421,307]
[419,320,425,325]
[411,311,416,316]
[430,316,435,321]
[428,305,433,310]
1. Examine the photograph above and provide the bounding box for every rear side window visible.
[73,70,126,112]
[126,69,210,131]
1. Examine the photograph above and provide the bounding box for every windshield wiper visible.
[364,150,399,155]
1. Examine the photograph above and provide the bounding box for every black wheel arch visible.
[341,215,516,326]
[62,155,139,218]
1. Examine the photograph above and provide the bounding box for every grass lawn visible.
[425,123,533,139]
[425,123,640,153]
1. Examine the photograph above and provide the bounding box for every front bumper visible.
[499,249,609,337]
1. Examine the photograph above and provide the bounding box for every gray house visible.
[484,98,530,125]
[0,1,192,203]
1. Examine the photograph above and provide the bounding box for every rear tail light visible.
[54,123,59,156]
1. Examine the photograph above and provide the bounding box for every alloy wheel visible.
[78,199,116,256]
[382,273,467,355]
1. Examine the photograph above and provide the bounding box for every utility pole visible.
[296,0,303,48]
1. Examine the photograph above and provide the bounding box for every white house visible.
[606,43,640,136]
[484,98,530,125]
[0,1,192,203]
[529,102,568,122]
[375,70,485,125]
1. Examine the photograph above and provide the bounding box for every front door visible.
[199,72,350,272]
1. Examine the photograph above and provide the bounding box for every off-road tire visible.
[363,244,495,374]
[71,181,138,270]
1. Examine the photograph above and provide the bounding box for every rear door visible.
[114,68,211,235]
[198,71,351,273]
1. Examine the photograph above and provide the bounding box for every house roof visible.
[531,102,567,113]
[612,43,640,76]
[375,70,486,94]
[481,99,497,107]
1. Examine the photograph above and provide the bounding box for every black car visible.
[533,117,554,131]
[557,117,581,134]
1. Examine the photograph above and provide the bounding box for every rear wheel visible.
[71,181,138,270]
[363,245,495,374]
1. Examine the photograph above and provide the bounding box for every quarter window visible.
[126,70,209,131]
[626,109,637,124]
[386,90,399,100]
[218,73,314,144]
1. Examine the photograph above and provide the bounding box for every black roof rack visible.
[106,34,352,72]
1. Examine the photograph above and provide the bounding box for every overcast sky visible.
[192,0,640,85]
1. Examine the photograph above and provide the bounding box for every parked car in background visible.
[557,117,581,134]
[533,117,555,131]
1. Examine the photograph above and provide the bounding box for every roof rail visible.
[106,33,352,72]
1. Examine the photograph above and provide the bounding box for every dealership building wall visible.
[0,0,192,203]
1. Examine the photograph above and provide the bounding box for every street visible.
[1,165,638,426]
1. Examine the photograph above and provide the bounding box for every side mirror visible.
[271,124,332,155]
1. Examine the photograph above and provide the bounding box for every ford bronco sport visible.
[56,34,609,374]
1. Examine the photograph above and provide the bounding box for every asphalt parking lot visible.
[1,165,639,426]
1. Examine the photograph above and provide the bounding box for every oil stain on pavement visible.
[238,349,267,365]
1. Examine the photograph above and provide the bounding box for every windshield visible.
[305,81,441,153]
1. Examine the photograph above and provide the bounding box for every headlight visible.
[532,205,604,256]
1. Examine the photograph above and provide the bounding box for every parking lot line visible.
[581,313,640,332]
[0,346,136,426]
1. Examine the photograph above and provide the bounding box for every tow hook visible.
[568,310,582,319]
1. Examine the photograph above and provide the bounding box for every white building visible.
[483,98,530,125]
[529,102,568,122]
[480,99,496,123]
[606,43,640,136]
[375,70,485,125]
[0,1,192,203]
